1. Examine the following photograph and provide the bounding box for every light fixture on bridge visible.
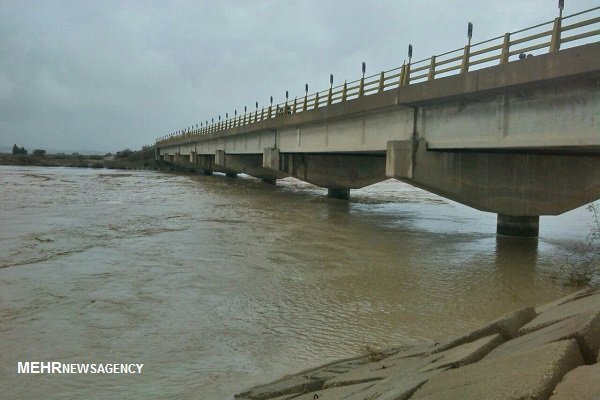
[559,0,564,18]
[468,22,473,45]
[226,113,228,119]
[235,109,237,117]
[408,44,413,64]
[244,106,247,113]
[305,83,308,95]
[330,74,333,87]
[286,91,289,101]
[218,115,221,121]
[211,118,214,124]
[362,62,366,78]
[270,96,273,105]
[256,101,258,110]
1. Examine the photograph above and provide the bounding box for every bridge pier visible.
[263,150,385,200]
[497,215,539,238]
[196,154,215,175]
[327,188,350,200]
[261,178,276,185]
[387,139,600,238]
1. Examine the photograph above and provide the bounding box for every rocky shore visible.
[236,287,600,400]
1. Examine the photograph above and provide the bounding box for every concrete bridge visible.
[155,7,600,237]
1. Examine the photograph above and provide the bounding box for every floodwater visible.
[0,165,596,399]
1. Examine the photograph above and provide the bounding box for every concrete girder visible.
[214,150,287,181]
[273,152,386,190]
[387,139,600,217]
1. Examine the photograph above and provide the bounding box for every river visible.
[0,165,596,399]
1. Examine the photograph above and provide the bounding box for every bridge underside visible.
[165,143,600,237]
[387,139,600,237]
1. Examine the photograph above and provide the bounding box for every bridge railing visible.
[156,6,600,145]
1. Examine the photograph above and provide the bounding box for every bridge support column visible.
[215,150,226,166]
[327,188,350,200]
[497,215,539,238]
[263,147,280,170]
[387,138,600,237]
[197,154,214,175]
[276,153,386,198]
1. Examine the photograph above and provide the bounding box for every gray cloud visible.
[0,0,597,153]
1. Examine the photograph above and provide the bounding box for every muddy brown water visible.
[0,165,595,399]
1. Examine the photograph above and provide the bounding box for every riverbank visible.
[0,148,192,172]
[236,287,600,400]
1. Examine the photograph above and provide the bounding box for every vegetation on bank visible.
[0,146,174,171]
[561,202,600,286]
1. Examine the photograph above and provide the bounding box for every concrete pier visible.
[327,188,350,200]
[497,215,540,237]
[236,287,600,400]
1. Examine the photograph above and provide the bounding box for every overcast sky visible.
[0,0,597,153]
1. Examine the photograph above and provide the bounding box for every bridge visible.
[155,7,600,237]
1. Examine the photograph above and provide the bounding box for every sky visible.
[0,0,598,154]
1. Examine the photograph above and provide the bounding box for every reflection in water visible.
[495,236,539,287]
[0,166,595,399]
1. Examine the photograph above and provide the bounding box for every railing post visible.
[342,81,347,102]
[402,63,411,86]
[303,94,307,111]
[500,33,511,64]
[358,77,365,97]
[293,97,297,113]
[427,56,436,81]
[267,105,272,119]
[378,71,384,92]
[261,107,265,120]
[460,44,470,73]
[314,92,319,109]
[328,74,333,104]
[399,62,406,86]
[550,17,561,52]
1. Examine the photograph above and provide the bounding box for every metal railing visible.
[156,6,600,145]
